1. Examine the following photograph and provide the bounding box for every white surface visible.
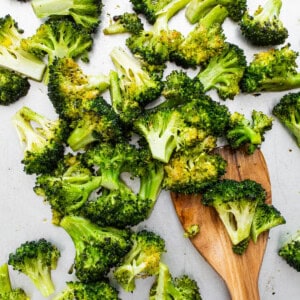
[1,0,300,299]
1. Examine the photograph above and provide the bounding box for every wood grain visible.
[171,146,271,300]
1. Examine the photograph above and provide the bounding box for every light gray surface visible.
[1,0,300,299]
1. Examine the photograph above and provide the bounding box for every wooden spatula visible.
[171,146,271,300]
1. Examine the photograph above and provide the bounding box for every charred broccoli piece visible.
[8,239,60,297]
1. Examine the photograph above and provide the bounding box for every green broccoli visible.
[202,179,266,252]
[126,0,190,65]
[103,12,144,35]
[272,92,300,147]
[185,0,247,23]
[114,230,166,292]
[240,44,300,93]
[171,4,228,68]
[278,231,300,272]
[8,239,60,297]
[183,224,200,238]
[0,15,46,81]
[12,106,68,174]
[60,215,132,282]
[31,0,103,32]
[149,262,202,300]
[53,281,119,300]
[0,263,29,300]
[0,67,30,105]
[195,43,247,100]
[226,110,273,154]
[240,0,288,46]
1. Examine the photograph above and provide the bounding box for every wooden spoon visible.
[171,146,271,300]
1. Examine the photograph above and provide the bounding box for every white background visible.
[1,0,300,299]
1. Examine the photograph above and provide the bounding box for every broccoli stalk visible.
[8,239,60,297]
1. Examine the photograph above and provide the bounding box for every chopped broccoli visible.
[114,230,166,292]
[251,203,286,243]
[185,0,247,23]
[278,231,300,272]
[202,179,266,250]
[31,0,103,32]
[0,67,30,105]
[103,12,144,35]
[272,92,300,147]
[126,0,190,65]
[8,239,60,297]
[171,4,228,68]
[60,215,132,282]
[240,0,288,46]
[149,262,202,300]
[0,15,46,81]
[184,224,200,238]
[0,263,29,300]
[240,44,300,93]
[12,106,68,174]
[226,110,273,154]
[196,43,247,100]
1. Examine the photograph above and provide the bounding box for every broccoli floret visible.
[0,15,46,81]
[103,13,144,35]
[240,44,300,93]
[53,280,119,300]
[272,92,300,147]
[60,215,132,282]
[8,239,60,297]
[31,0,103,32]
[0,263,29,300]
[126,0,190,65]
[48,57,109,120]
[185,0,246,23]
[171,4,228,68]
[226,110,273,154]
[183,224,200,238]
[240,0,288,46]
[114,230,166,292]
[196,43,247,100]
[149,262,202,300]
[0,67,30,105]
[251,203,286,243]
[278,231,300,272]
[12,106,68,174]
[202,179,266,250]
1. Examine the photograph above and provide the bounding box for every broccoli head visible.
[8,239,60,297]
[60,215,132,282]
[12,106,68,174]
[0,67,30,105]
[114,230,166,292]
[240,0,288,46]
[272,92,300,147]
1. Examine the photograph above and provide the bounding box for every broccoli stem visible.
[255,0,282,23]
[258,74,300,91]
[109,70,123,114]
[200,4,228,28]
[0,264,12,294]
[31,0,74,18]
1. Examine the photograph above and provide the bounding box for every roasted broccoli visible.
[184,224,200,238]
[185,0,247,23]
[240,44,300,93]
[126,0,190,65]
[196,43,247,100]
[60,215,132,282]
[149,262,202,300]
[103,12,144,35]
[272,92,300,147]
[0,67,30,105]
[31,0,103,32]
[278,231,300,272]
[114,230,166,292]
[8,239,60,297]
[0,263,29,300]
[171,4,228,68]
[226,110,273,154]
[0,15,46,81]
[12,106,68,174]
[240,0,288,46]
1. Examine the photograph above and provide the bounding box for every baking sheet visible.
[1,0,300,299]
